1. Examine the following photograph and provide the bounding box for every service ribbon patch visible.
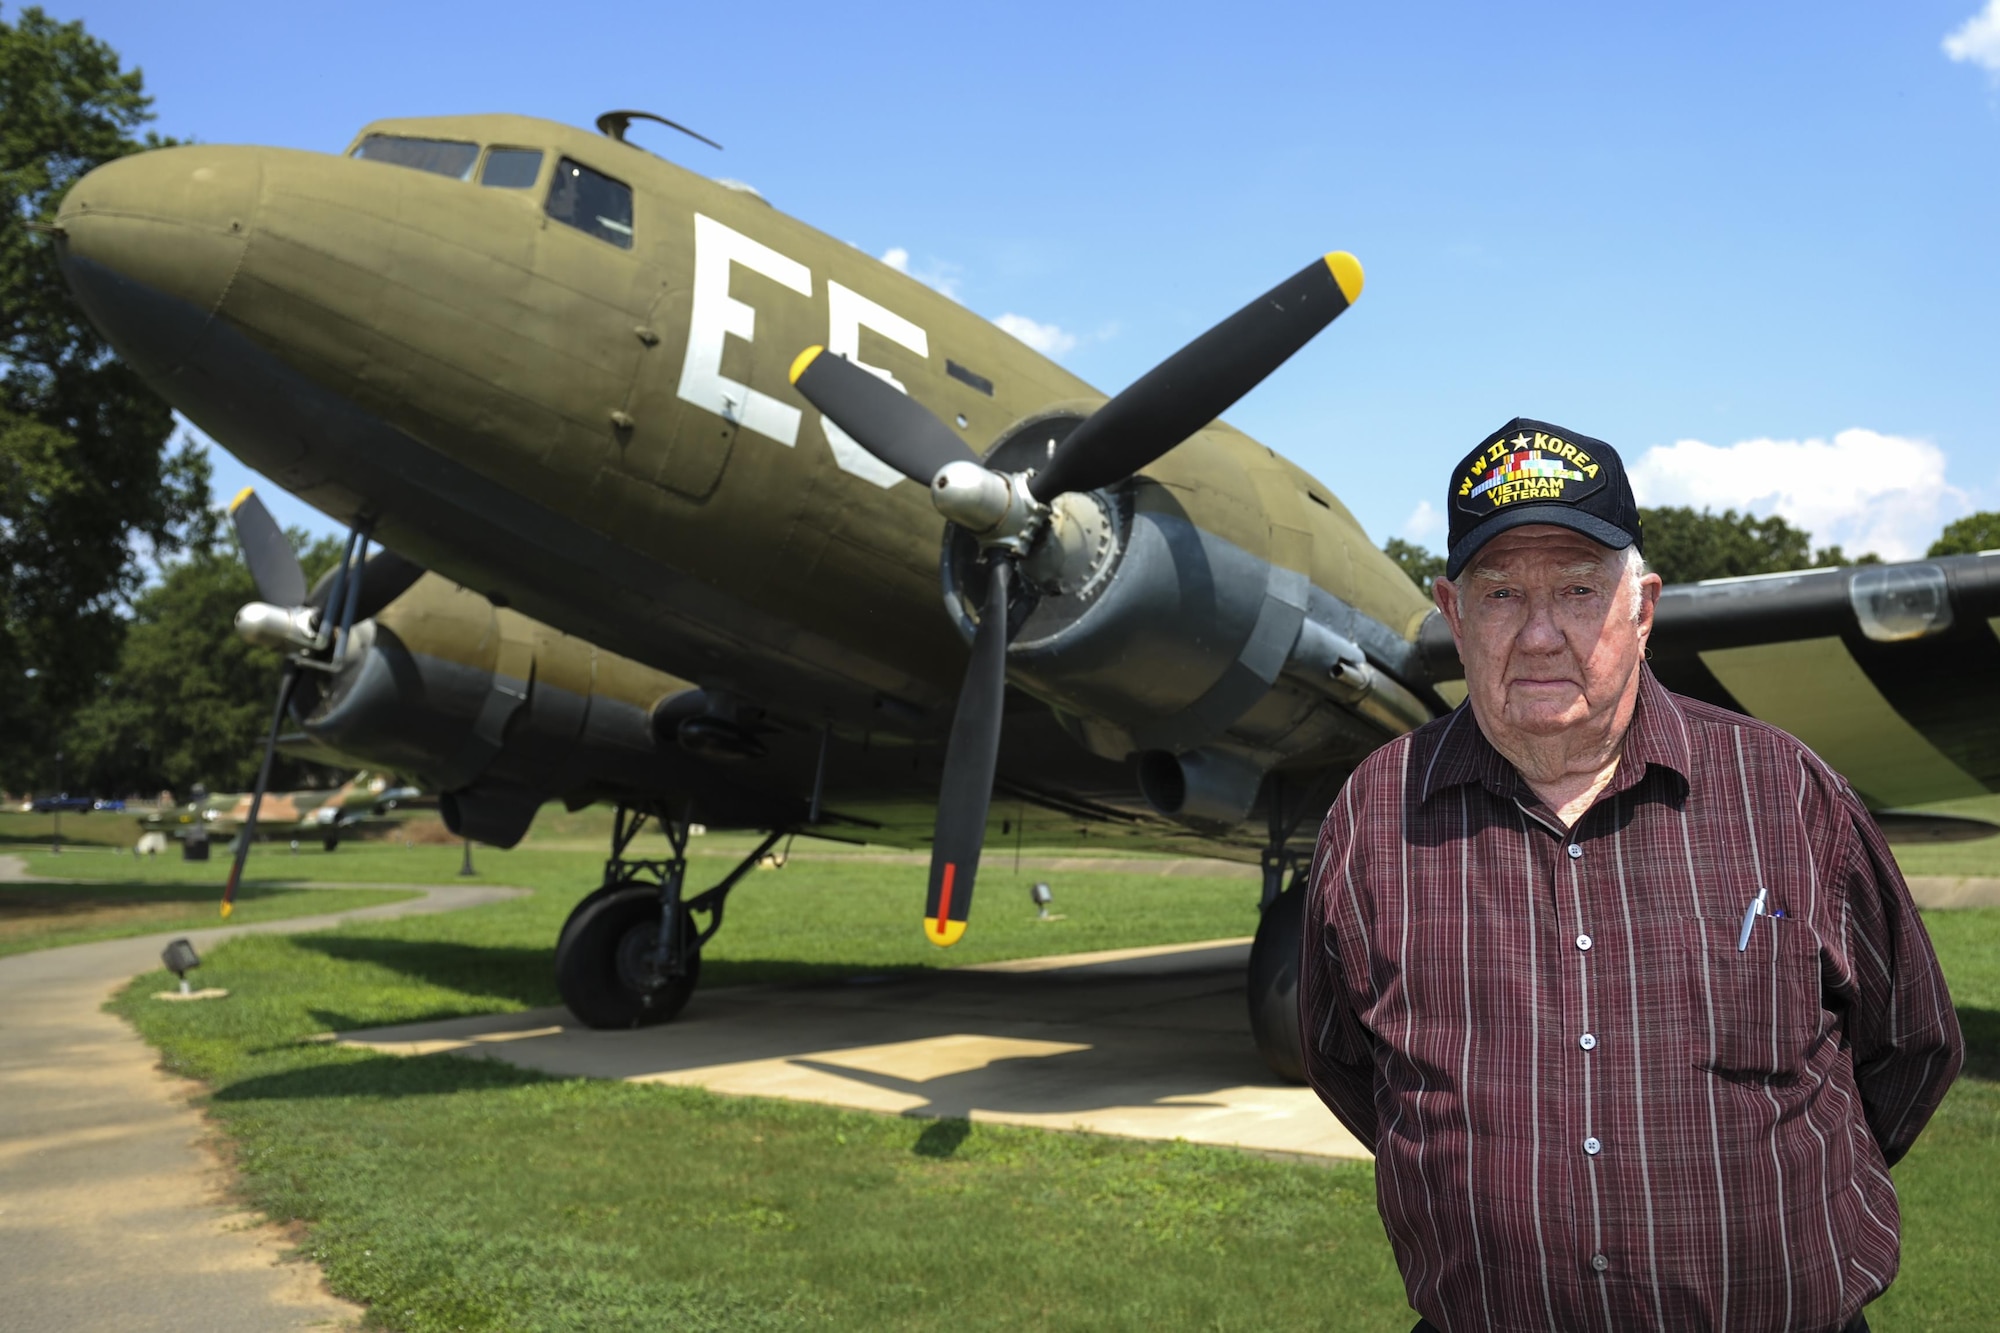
[1455,430,1605,514]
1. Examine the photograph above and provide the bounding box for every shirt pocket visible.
[1681,915,1822,1084]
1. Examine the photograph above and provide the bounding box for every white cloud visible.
[1400,499,1445,544]
[992,312,1078,358]
[878,245,961,300]
[1627,428,1969,561]
[1945,0,2000,73]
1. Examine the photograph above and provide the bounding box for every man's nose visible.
[1515,595,1568,651]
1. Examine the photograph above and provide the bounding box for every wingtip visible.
[789,345,825,386]
[1323,252,1365,304]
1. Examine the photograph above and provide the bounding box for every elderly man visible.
[1300,419,1961,1333]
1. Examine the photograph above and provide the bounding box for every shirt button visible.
[1584,1136,1602,1155]
[1567,843,1583,859]
[1579,1032,1597,1051]
[1591,1254,1610,1273]
[1576,933,1593,951]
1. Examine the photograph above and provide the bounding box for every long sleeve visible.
[1831,790,1963,1166]
[1299,787,1380,1148]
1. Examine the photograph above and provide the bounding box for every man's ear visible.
[1634,571,1663,647]
[1433,575,1464,647]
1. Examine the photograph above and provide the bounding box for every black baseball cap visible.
[1444,417,1643,580]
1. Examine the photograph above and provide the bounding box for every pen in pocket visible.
[1737,886,1769,952]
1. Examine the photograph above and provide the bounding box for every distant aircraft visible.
[54,110,2000,1077]
[133,771,425,851]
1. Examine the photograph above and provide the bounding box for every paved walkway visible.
[1906,875,2000,908]
[0,859,523,1332]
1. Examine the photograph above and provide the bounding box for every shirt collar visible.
[1419,665,1692,806]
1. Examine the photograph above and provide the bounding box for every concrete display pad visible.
[338,938,1373,1162]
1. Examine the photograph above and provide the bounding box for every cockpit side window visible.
[546,158,634,249]
[352,134,479,181]
[480,148,544,189]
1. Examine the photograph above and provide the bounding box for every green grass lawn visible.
[113,858,1406,1332]
[97,830,2000,1330]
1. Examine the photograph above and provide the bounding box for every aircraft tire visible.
[555,884,701,1029]
[1246,883,1306,1084]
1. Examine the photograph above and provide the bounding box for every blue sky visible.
[58,0,2000,560]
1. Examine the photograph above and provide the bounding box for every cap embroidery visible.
[1456,430,1601,511]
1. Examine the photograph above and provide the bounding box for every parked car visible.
[91,798,125,812]
[30,793,94,813]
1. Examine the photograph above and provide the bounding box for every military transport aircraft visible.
[49,111,2000,1078]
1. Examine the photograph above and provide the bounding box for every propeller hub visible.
[234,601,318,652]
[931,462,1046,556]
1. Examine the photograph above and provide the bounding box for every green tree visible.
[1638,506,1875,584]
[68,533,345,795]
[1383,537,1445,592]
[1928,512,2000,558]
[2,6,212,788]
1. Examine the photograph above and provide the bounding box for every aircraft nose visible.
[56,145,263,374]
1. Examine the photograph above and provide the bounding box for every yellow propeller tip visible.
[1323,252,1364,304]
[219,901,233,919]
[788,345,824,386]
[228,486,255,514]
[924,917,967,948]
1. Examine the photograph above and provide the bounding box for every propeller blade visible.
[306,549,425,621]
[790,345,981,485]
[1029,252,1364,502]
[221,662,300,918]
[227,488,307,608]
[924,559,1012,947]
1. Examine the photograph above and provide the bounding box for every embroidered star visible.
[1513,433,1532,449]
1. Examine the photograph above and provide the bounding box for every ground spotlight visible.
[1031,882,1053,920]
[161,938,200,996]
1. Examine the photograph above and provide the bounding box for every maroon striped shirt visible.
[1301,668,1961,1332]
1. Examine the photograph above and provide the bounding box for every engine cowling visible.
[296,576,800,845]
[940,413,1432,827]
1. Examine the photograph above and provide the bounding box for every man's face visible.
[1434,526,1661,740]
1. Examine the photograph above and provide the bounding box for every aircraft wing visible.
[1418,551,2000,819]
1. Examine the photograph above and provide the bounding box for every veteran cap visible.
[1444,417,1643,580]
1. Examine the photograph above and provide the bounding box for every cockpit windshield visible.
[546,158,634,249]
[351,135,479,181]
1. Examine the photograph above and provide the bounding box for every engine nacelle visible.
[940,413,1434,823]
[297,577,801,845]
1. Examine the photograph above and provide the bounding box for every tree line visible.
[1384,508,2000,594]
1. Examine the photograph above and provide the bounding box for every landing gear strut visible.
[555,806,785,1029]
[1245,773,1330,1084]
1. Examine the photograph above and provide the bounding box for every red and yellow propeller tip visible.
[1323,252,1364,304]
[925,915,967,947]
[788,345,825,386]
[228,486,255,514]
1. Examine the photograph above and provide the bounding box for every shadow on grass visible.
[290,934,918,1016]
[0,881,349,911]
[1958,1006,1998,1082]
[214,1051,553,1102]
[295,935,559,1007]
[913,1118,972,1158]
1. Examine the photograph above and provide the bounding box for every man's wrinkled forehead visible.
[1462,525,1620,578]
